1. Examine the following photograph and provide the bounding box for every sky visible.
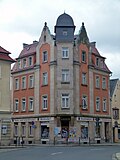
[0,0,120,79]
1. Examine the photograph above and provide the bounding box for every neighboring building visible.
[11,13,112,145]
[0,46,15,145]
[110,79,120,142]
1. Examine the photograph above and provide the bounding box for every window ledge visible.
[61,82,70,84]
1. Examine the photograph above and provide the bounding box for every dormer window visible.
[28,56,33,66]
[63,30,67,36]
[96,57,99,67]
[23,58,27,68]
[18,59,21,69]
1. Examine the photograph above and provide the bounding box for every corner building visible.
[11,13,112,144]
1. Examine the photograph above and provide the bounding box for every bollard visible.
[79,137,80,146]
[89,137,90,145]
[54,136,55,145]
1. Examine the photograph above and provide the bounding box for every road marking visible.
[51,152,63,156]
[90,148,105,151]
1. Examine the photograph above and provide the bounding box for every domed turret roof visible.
[56,13,75,27]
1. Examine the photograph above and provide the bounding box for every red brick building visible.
[11,13,112,144]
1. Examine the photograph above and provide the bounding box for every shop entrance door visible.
[61,120,69,138]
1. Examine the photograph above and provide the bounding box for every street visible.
[0,145,120,160]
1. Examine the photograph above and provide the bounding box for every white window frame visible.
[62,47,69,58]
[14,99,19,112]
[15,78,19,90]
[42,51,48,62]
[82,73,87,85]
[103,98,107,111]
[18,59,21,69]
[102,77,106,89]
[28,56,33,66]
[82,95,87,109]
[42,95,48,110]
[96,97,100,111]
[42,72,48,85]
[23,58,27,68]
[22,76,26,89]
[96,57,99,67]
[29,75,34,88]
[21,98,26,111]
[96,76,100,88]
[29,97,34,111]
[62,69,70,82]
[61,94,70,109]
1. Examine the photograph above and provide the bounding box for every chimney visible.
[90,42,96,47]
[23,43,28,49]
[33,40,38,44]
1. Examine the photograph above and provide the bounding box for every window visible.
[22,98,26,111]
[14,124,18,136]
[14,99,19,112]
[15,78,19,90]
[43,51,48,62]
[18,59,21,69]
[63,30,67,36]
[21,123,26,136]
[29,97,34,111]
[42,72,48,85]
[62,69,69,82]
[61,94,70,109]
[103,98,107,111]
[28,56,33,66]
[23,58,27,68]
[96,97,100,111]
[42,95,48,110]
[82,73,87,85]
[22,77,26,89]
[100,59,103,68]
[113,108,119,119]
[29,75,34,88]
[29,123,34,136]
[96,57,99,67]
[96,76,100,88]
[102,77,106,89]
[82,95,87,109]
[81,51,86,62]
[62,47,69,58]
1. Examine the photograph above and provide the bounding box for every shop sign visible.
[39,117,50,121]
[13,118,37,122]
[77,117,93,121]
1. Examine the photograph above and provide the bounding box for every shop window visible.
[21,123,26,136]
[95,122,101,138]
[41,125,49,139]
[14,123,18,136]
[118,129,120,139]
